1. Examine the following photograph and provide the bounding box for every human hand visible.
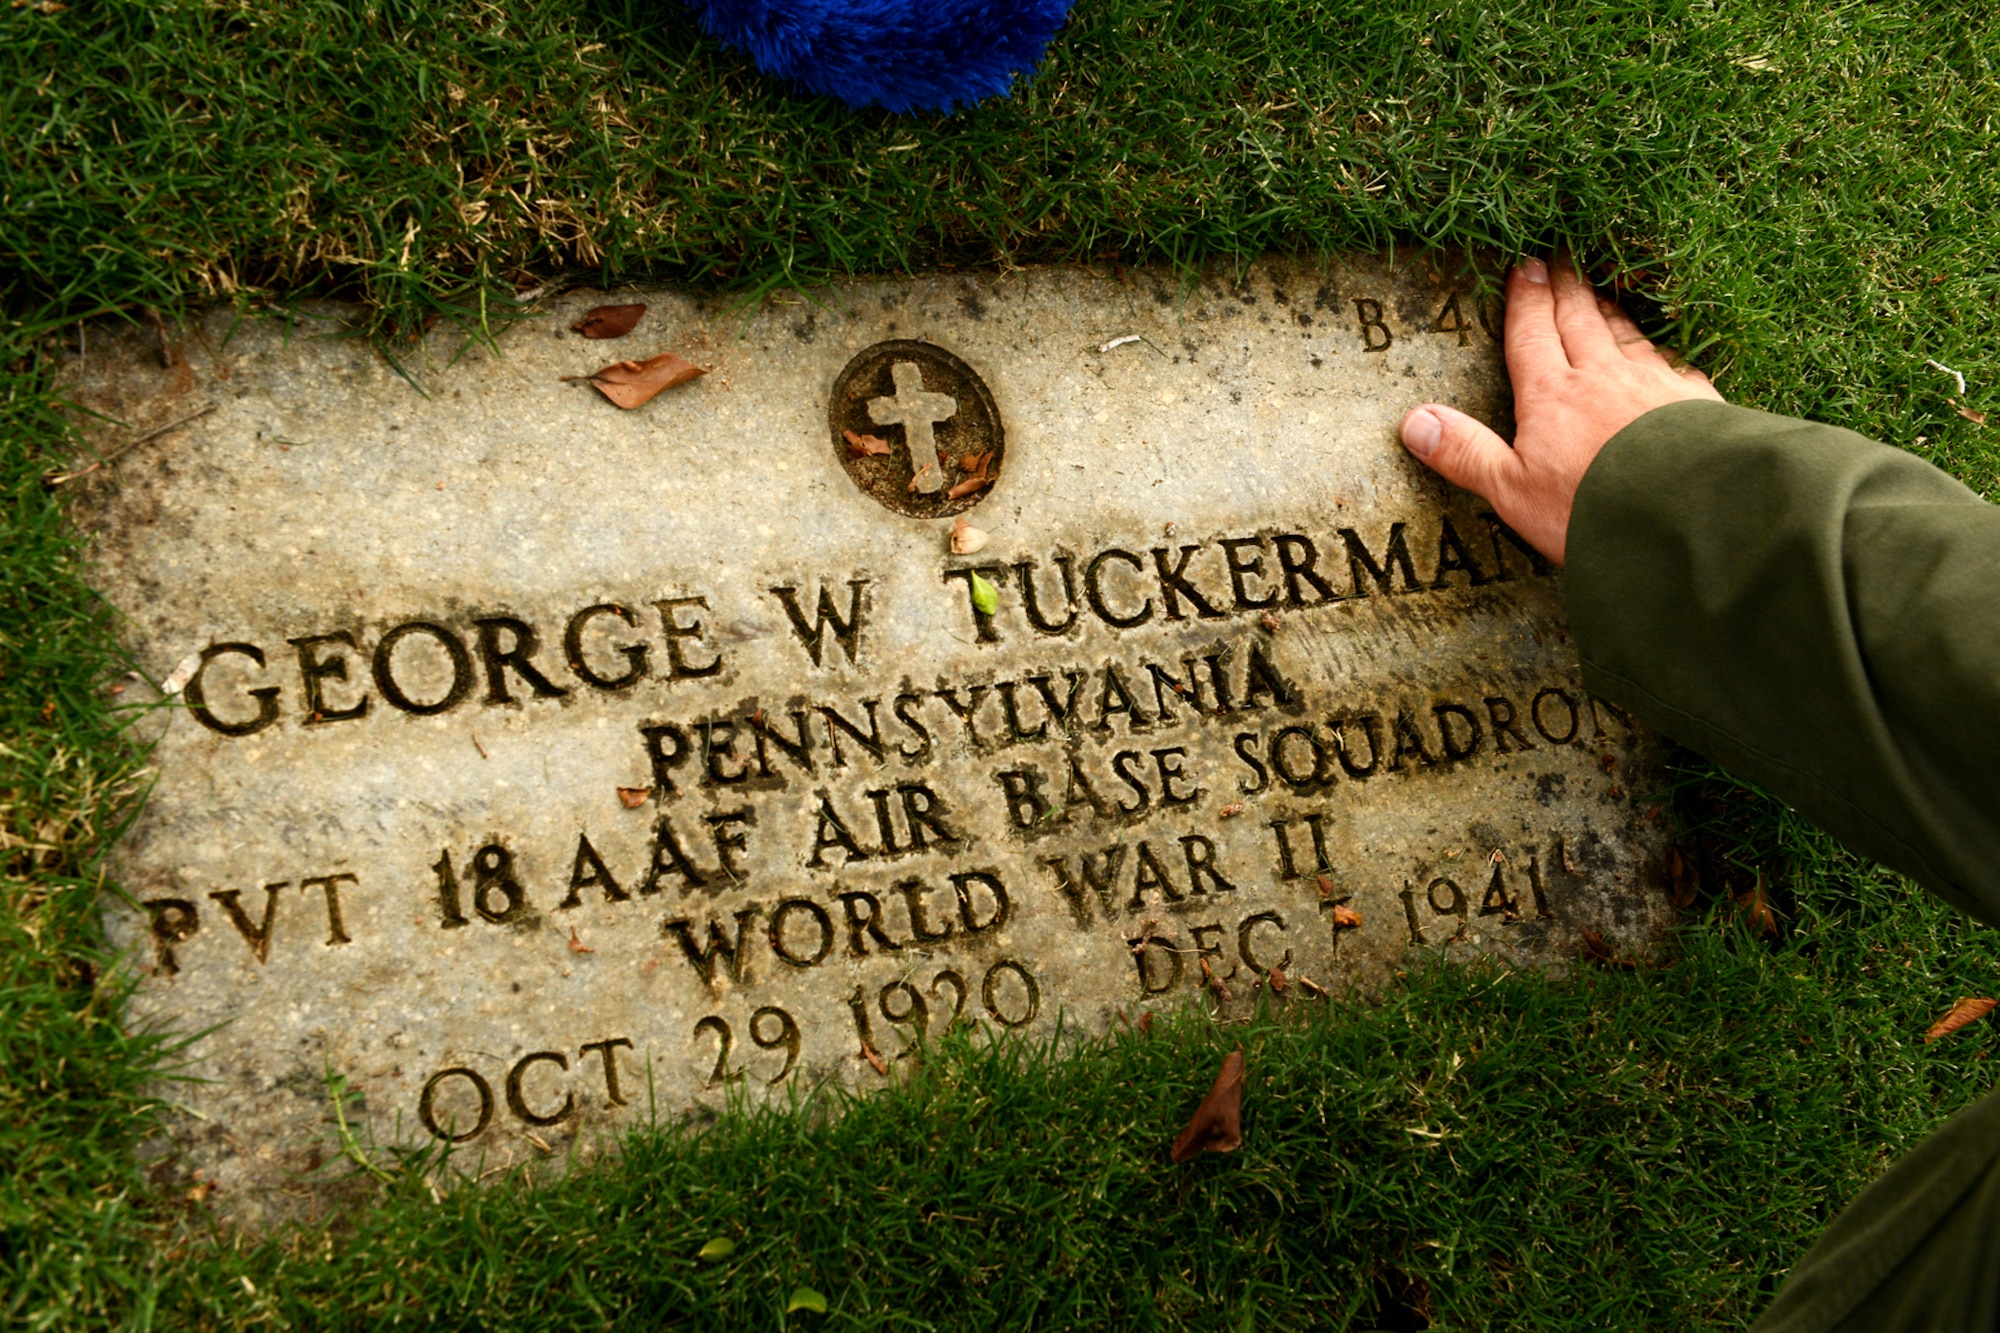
[1398,256,1722,565]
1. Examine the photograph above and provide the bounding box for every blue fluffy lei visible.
[684,0,1075,114]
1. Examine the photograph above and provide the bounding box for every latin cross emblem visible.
[868,361,958,494]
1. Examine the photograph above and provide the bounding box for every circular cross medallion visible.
[828,340,1003,518]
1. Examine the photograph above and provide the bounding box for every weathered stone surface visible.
[73,255,1673,1225]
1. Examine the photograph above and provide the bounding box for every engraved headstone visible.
[74,256,1674,1224]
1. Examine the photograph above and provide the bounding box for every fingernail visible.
[1520,257,1549,285]
[1402,407,1442,460]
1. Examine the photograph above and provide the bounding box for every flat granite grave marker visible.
[72,255,1674,1224]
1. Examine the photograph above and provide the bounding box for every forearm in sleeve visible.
[1565,399,2000,928]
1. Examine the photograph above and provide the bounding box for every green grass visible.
[4,0,2000,1326]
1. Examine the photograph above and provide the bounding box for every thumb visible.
[1399,404,1517,505]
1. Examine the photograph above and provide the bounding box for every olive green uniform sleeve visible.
[1565,398,2000,1333]
[1568,399,2000,929]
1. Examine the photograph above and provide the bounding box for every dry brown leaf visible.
[1267,966,1287,995]
[564,352,705,409]
[861,1041,888,1075]
[1330,903,1362,929]
[1924,997,1998,1042]
[907,462,935,493]
[1200,957,1234,1003]
[1218,802,1244,818]
[1738,877,1778,937]
[1259,611,1281,633]
[949,514,989,554]
[1959,407,1988,426]
[568,927,594,954]
[1669,846,1697,910]
[844,429,892,457]
[1315,874,1335,899]
[572,303,647,339]
[945,449,997,500]
[617,786,652,809]
[1171,1049,1246,1163]
[1579,927,1639,969]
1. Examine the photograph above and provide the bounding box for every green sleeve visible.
[1570,401,2000,1333]
[1565,399,2000,929]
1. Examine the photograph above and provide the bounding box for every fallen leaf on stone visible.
[1268,966,1286,994]
[946,471,996,500]
[568,927,594,954]
[697,1237,736,1260]
[617,786,651,809]
[563,351,705,409]
[1330,903,1362,929]
[1315,874,1335,899]
[786,1287,828,1315]
[1924,997,1998,1042]
[1200,957,1234,1003]
[861,1041,888,1075]
[161,650,203,696]
[1259,611,1280,633]
[947,449,997,499]
[906,462,935,492]
[844,429,891,457]
[950,515,989,555]
[1171,1049,1245,1163]
[1218,802,1244,818]
[1578,927,1638,969]
[969,571,999,616]
[571,303,647,339]
[1960,407,1988,426]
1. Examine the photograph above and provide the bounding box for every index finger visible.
[1503,259,1568,385]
